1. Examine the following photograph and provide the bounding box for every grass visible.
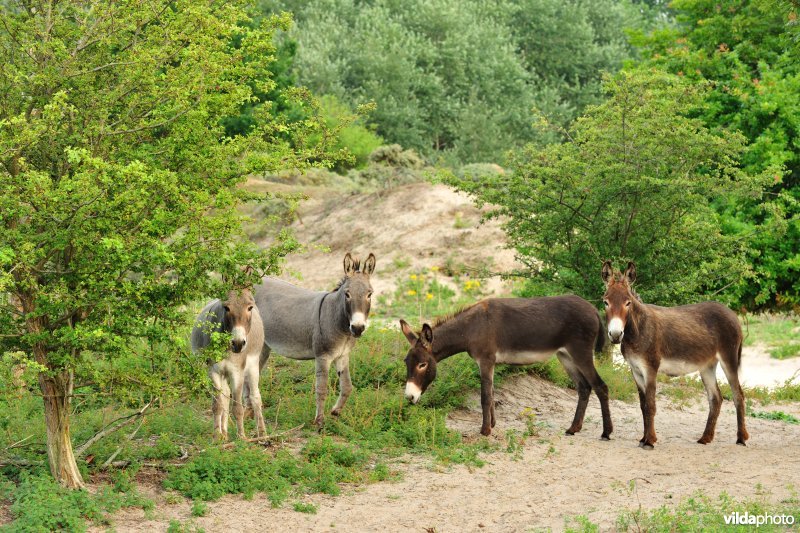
[749,410,800,424]
[0,326,494,531]
[744,313,800,359]
[615,491,800,532]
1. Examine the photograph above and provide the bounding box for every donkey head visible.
[221,288,256,353]
[400,320,437,403]
[601,260,637,344]
[340,252,376,338]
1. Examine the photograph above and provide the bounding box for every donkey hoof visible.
[480,427,492,437]
[736,439,747,446]
[641,443,655,451]
[697,437,712,445]
[565,429,575,436]
[638,440,645,448]
[600,435,611,441]
[330,408,341,417]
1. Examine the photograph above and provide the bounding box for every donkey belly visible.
[495,350,556,365]
[265,339,315,360]
[658,357,705,377]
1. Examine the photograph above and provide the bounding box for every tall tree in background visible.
[446,70,770,305]
[631,0,800,308]
[265,0,651,164]
[0,1,339,487]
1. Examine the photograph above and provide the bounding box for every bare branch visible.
[74,398,155,457]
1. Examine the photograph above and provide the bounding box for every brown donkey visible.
[400,295,613,439]
[601,261,748,449]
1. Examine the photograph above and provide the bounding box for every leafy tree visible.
[630,0,800,308]
[266,0,651,164]
[0,1,340,488]
[445,69,770,305]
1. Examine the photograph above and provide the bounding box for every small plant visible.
[191,500,209,517]
[453,211,470,229]
[749,410,800,424]
[293,502,318,514]
[505,429,524,461]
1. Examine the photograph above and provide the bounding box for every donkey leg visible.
[314,355,332,427]
[697,364,722,444]
[558,350,590,436]
[581,364,613,440]
[641,373,658,450]
[629,363,650,446]
[245,364,266,437]
[209,368,227,440]
[720,355,749,445]
[477,358,495,436]
[331,355,353,417]
[230,371,246,439]
[220,377,232,440]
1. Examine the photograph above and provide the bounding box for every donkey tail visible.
[594,311,607,354]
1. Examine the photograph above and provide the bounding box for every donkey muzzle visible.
[230,339,246,353]
[607,317,625,344]
[404,381,422,404]
[350,324,365,337]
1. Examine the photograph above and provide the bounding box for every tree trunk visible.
[39,370,84,489]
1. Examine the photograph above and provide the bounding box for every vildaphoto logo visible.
[723,512,796,527]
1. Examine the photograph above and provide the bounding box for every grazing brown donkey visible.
[601,261,748,449]
[400,295,613,439]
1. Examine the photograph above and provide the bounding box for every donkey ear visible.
[601,260,614,285]
[343,253,356,277]
[363,253,376,276]
[421,323,433,348]
[400,319,417,345]
[623,261,637,285]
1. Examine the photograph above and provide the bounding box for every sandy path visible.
[103,375,800,532]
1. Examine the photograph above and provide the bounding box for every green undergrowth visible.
[564,489,800,532]
[0,471,152,533]
[3,306,800,531]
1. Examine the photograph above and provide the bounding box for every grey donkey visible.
[253,253,376,426]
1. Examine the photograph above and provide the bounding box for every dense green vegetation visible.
[633,0,800,309]
[446,68,769,305]
[264,0,656,164]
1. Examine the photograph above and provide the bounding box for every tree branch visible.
[74,398,155,457]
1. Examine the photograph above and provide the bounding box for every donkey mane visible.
[431,303,480,329]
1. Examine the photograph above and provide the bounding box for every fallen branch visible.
[0,457,43,467]
[75,399,155,458]
[219,423,305,450]
[100,415,147,469]
[5,435,33,451]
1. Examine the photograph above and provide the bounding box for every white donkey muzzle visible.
[607,317,624,344]
[405,381,422,404]
[349,312,368,337]
[230,326,247,353]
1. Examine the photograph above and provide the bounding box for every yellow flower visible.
[426,293,434,300]
[406,290,417,296]
[409,274,418,280]
[430,266,440,272]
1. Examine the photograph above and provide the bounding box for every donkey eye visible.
[367,292,373,299]
[603,300,609,307]
[247,306,253,312]
[625,301,631,307]
[223,306,230,313]
[345,291,351,299]
[417,362,428,371]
